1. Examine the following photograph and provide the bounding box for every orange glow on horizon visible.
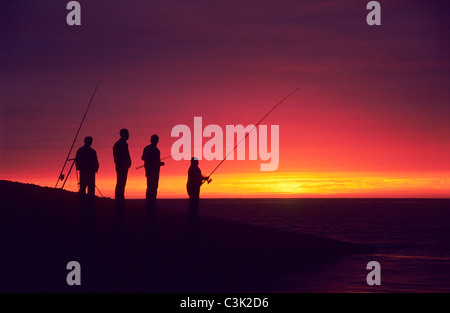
[8,171,450,199]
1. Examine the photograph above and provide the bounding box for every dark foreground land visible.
[0,180,371,292]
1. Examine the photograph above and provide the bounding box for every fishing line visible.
[203,88,300,184]
[55,76,102,189]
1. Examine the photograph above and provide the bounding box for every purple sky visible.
[1,0,449,196]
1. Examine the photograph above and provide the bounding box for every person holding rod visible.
[186,157,210,213]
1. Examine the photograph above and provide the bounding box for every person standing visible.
[187,157,210,213]
[113,128,132,201]
[141,134,165,207]
[75,136,99,202]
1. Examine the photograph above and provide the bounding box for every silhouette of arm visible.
[126,144,132,168]
[199,170,210,184]
[94,151,99,173]
[113,142,118,164]
[157,149,164,166]
[114,141,132,168]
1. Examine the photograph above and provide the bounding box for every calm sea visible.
[169,198,450,292]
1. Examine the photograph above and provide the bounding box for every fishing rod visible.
[55,76,103,188]
[135,142,213,170]
[135,154,172,170]
[202,88,300,184]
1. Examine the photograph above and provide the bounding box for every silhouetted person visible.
[113,128,132,201]
[187,157,210,213]
[75,136,99,203]
[142,134,165,207]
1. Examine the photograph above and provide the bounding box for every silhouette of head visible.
[120,128,129,140]
[191,157,199,167]
[151,134,159,145]
[84,136,93,147]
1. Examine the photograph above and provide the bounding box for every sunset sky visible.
[1,0,449,198]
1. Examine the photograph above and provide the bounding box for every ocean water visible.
[170,198,450,292]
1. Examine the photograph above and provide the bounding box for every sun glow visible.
[21,171,449,199]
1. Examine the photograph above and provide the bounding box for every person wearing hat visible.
[187,157,210,213]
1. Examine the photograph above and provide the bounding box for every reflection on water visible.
[277,254,450,293]
[172,198,450,292]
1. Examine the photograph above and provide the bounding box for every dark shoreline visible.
[1,180,374,292]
